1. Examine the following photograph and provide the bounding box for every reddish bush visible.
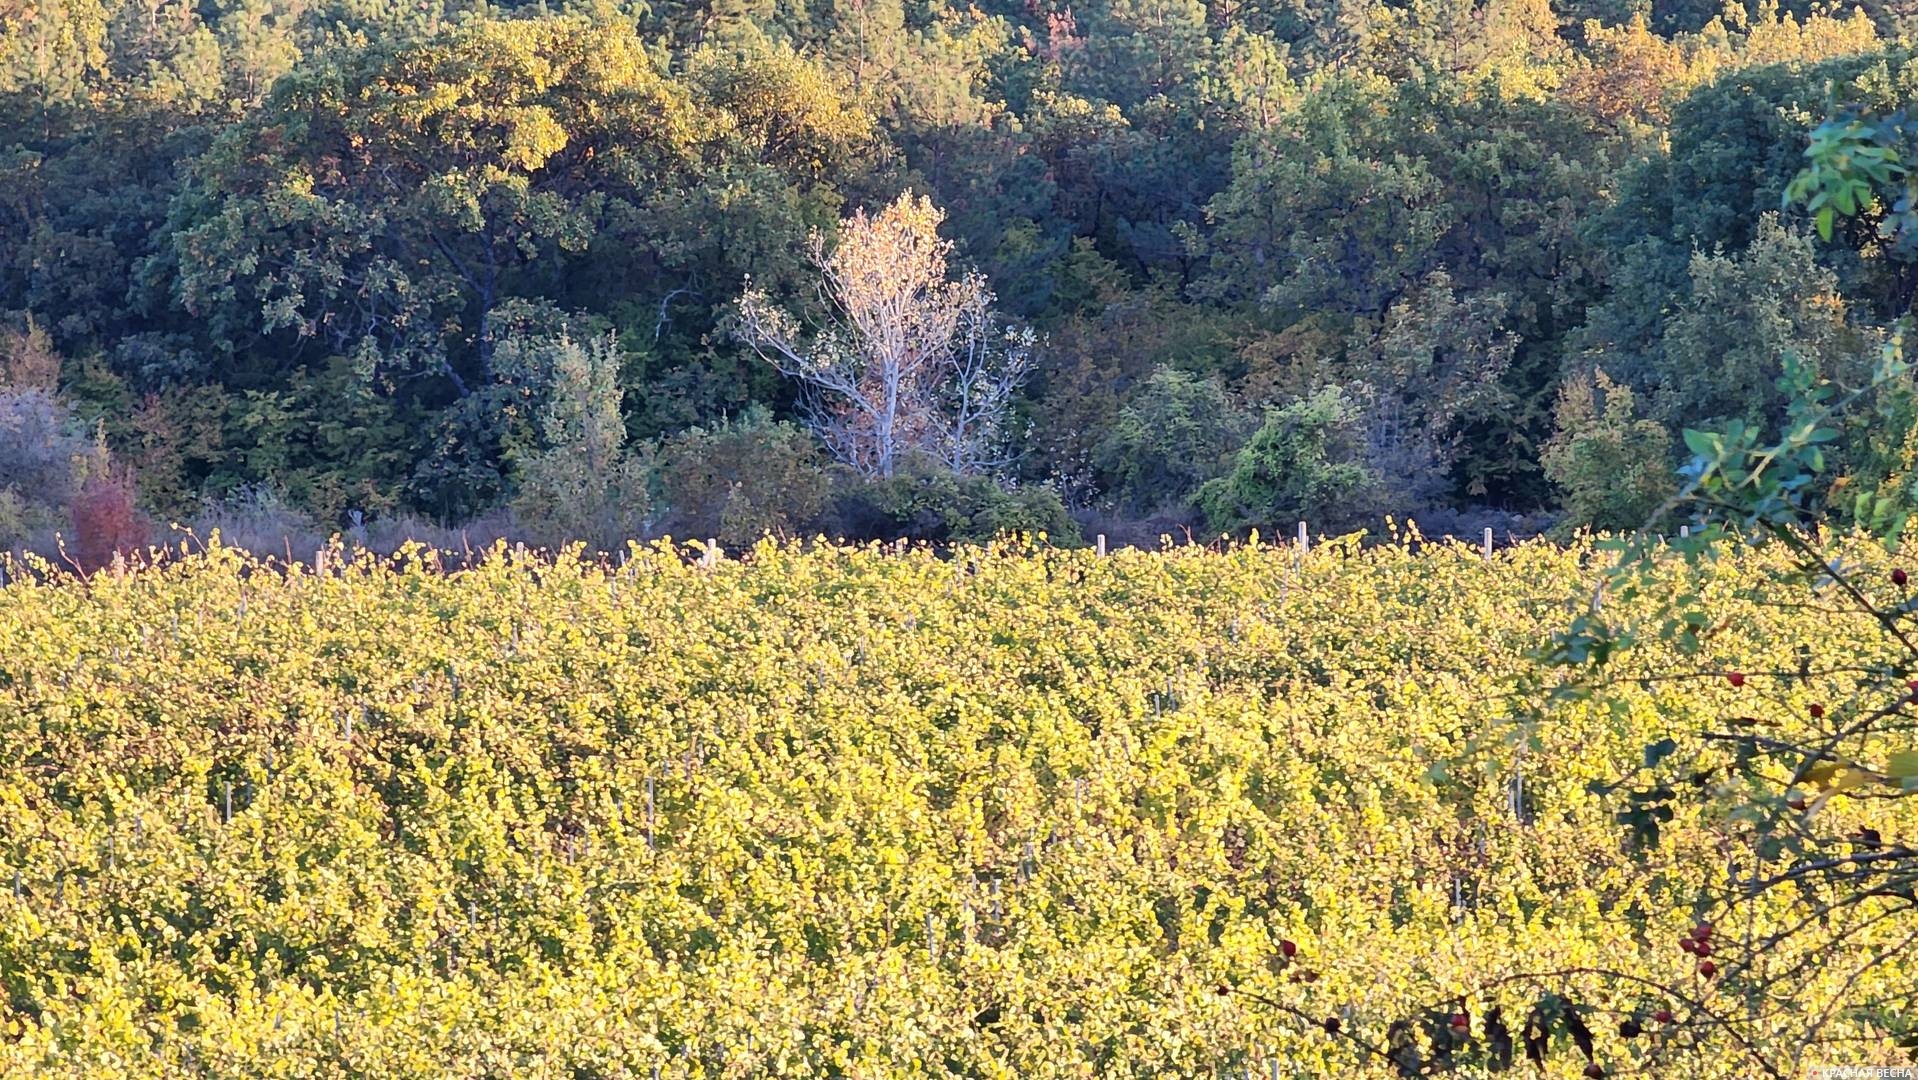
[68,471,148,573]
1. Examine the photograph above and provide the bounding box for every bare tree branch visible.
[733,192,1033,479]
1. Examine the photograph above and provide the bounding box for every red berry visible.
[1585,1064,1606,1079]
[1449,1013,1469,1030]
[1809,703,1825,719]
[1787,792,1808,811]
[1692,922,1713,942]
[1698,959,1717,977]
[1679,936,1697,954]
[1279,939,1297,958]
[1907,680,1918,693]
[1727,672,1746,688]
[1693,940,1712,958]
[1322,1017,1341,1035]
[1653,1009,1674,1024]
[1895,568,1909,586]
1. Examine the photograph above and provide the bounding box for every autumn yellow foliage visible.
[0,535,1910,1077]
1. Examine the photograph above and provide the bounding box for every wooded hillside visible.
[1,0,1911,551]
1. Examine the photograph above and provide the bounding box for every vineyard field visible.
[0,537,1911,1077]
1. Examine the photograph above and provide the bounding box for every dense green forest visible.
[3,0,1917,555]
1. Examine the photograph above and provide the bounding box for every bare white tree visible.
[944,287,1035,475]
[734,191,1033,479]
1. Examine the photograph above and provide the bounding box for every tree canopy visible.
[1,0,1913,546]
